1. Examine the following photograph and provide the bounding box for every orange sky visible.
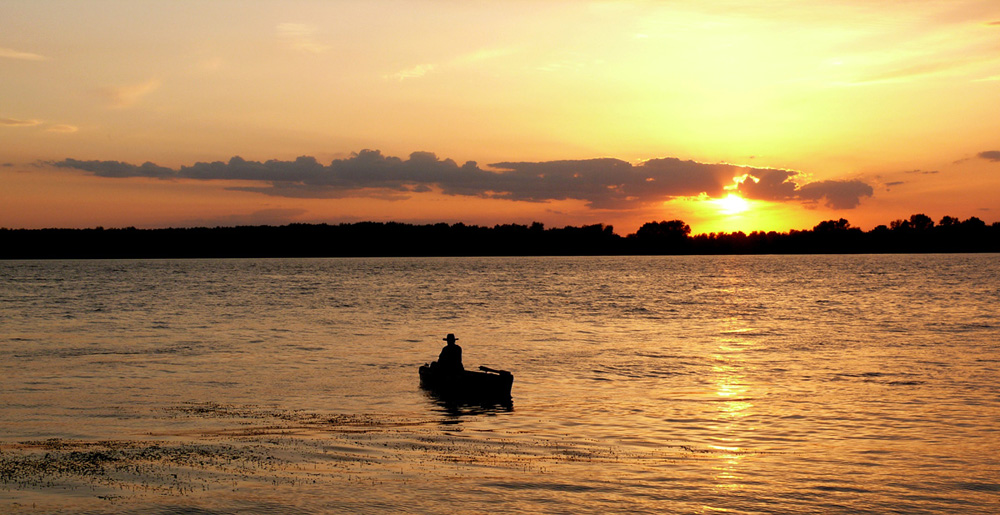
[2,1,999,235]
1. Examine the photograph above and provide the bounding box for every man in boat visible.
[435,333,464,373]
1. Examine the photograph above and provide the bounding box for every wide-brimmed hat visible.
[443,333,459,342]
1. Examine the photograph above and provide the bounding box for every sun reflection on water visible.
[709,321,757,493]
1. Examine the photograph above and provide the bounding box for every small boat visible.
[419,364,514,401]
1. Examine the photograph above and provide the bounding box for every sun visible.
[713,194,751,215]
[681,191,806,235]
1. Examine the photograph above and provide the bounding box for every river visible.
[2,255,998,513]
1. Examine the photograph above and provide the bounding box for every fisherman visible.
[435,333,464,373]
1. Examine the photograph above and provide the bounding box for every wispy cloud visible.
[2,116,78,133]
[854,60,970,85]
[835,12,1000,87]
[451,47,516,67]
[386,64,436,81]
[276,23,329,54]
[385,47,514,81]
[0,47,48,61]
[1,117,42,127]
[52,150,875,210]
[46,124,79,133]
[99,79,161,108]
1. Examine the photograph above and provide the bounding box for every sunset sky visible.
[3,0,999,235]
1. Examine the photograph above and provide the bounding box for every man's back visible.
[438,343,463,371]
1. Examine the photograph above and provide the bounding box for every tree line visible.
[1,214,998,259]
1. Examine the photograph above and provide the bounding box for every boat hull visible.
[419,365,513,400]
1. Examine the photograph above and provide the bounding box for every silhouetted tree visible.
[633,220,691,254]
[962,216,986,229]
[939,216,959,227]
[635,220,691,239]
[806,218,864,252]
[813,218,852,232]
[908,213,934,231]
[2,214,998,258]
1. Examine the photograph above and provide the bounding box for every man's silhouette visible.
[436,333,464,372]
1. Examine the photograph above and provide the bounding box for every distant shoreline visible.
[3,215,999,259]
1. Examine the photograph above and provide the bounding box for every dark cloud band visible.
[51,150,873,210]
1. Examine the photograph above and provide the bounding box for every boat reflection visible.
[422,390,514,422]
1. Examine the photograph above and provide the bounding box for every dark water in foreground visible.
[2,255,998,514]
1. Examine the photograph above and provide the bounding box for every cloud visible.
[46,124,79,133]
[52,158,174,178]
[452,47,516,67]
[99,79,160,108]
[488,157,746,208]
[795,180,874,209]
[1,117,42,127]
[386,64,436,81]
[276,23,329,54]
[733,168,873,209]
[385,47,514,80]
[51,150,875,210]
[736,168,799,201]
[850,56,983,85]
[0,47,48,61]
[977,150,1000,162]
[2,117,77,132]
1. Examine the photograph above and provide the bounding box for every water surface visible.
[2,255,998,513]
